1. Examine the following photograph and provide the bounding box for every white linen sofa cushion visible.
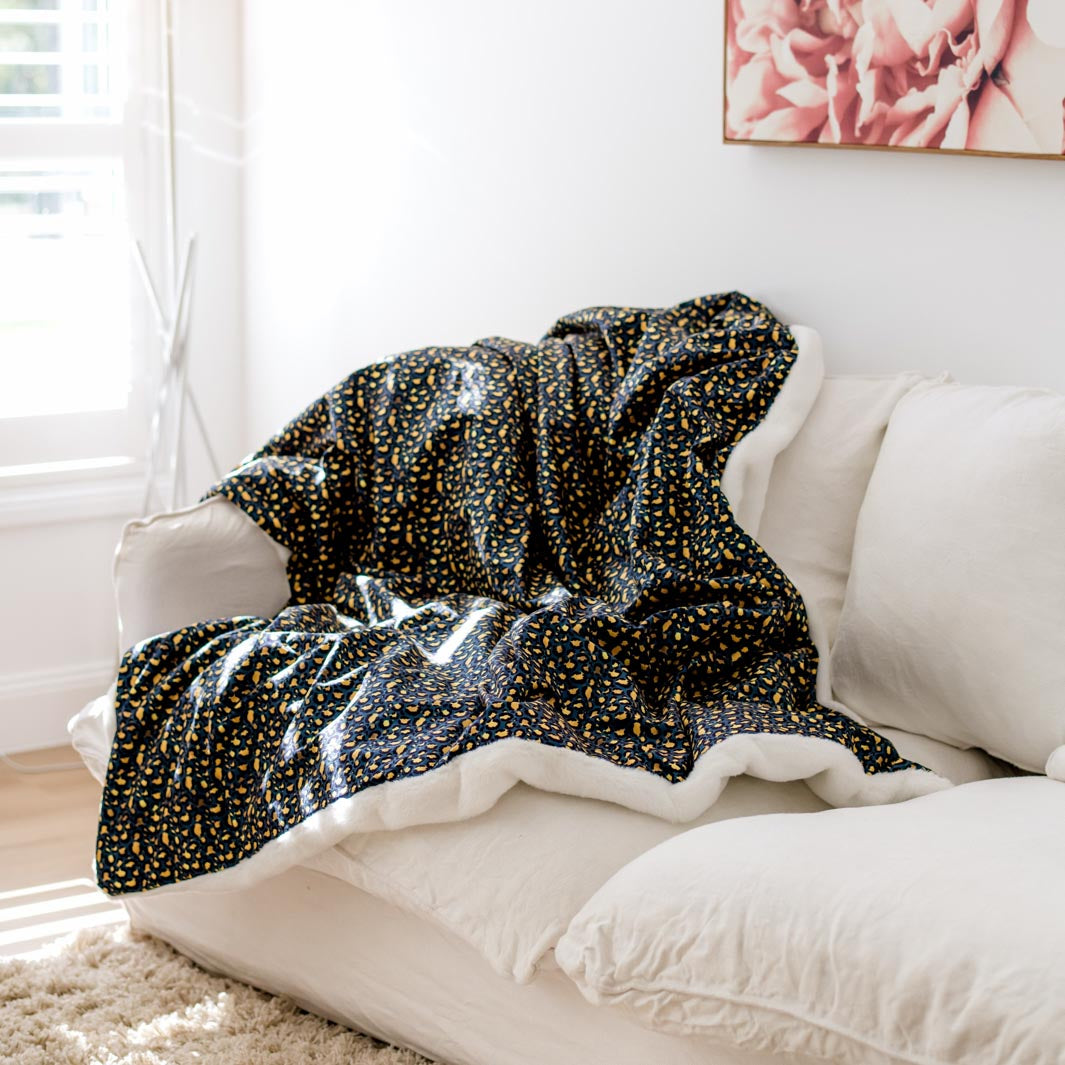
[756,372,937,685]
[556,777,1065,1065]
[301,727,1004,982]
[70,690,1006,984]
[1046,746,1065,782]
[831,382,1065,773]
[114,495,291,651]
[303,776,829,983]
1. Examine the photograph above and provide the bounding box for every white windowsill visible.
[0,456,146,529]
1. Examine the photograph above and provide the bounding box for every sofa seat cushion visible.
[296,729,1005,984]
[556,778,1065,1065]
[303,776,829,983]
[70,688,1008,986]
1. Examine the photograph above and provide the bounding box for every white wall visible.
[242,0,1065,447]
[0,513,129,753]
[0,0,245,754]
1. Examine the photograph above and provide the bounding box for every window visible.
[0,0,140,480]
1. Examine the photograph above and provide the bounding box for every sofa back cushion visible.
[831,382,1065,774]
[719,324,824,534]
[756,372,937,705]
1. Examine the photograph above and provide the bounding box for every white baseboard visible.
[0,660,116,755]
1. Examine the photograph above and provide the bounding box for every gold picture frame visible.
[722,2,1065,162]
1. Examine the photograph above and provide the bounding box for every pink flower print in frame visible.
[724,0,1065,159]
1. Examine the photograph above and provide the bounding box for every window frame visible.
[0,0,150,516]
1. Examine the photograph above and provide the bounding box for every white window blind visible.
[0,0,137,475]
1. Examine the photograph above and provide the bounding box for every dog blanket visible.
[96,293,940,896]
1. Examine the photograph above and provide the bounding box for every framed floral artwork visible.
[724,1,1065,160]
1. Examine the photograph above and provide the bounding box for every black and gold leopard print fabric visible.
[96,292,922,896]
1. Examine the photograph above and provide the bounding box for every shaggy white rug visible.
[1,925,434,1064]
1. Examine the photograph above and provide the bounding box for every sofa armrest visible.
[115,496,291,651]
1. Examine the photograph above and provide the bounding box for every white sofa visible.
[71,363,1065,1065]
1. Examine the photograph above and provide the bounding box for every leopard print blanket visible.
[95,292,938,896]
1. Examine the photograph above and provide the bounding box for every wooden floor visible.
[0,746,125,957]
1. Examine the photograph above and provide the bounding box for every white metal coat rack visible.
[133,0,221,515]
